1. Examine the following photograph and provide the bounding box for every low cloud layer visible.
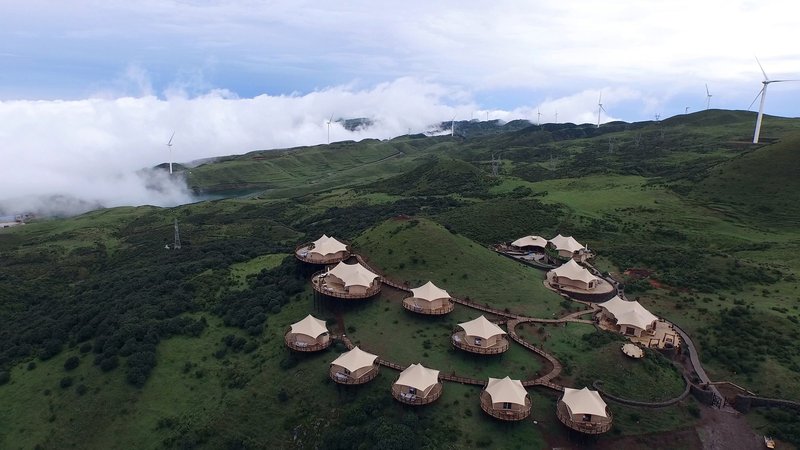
[0,78,636,216]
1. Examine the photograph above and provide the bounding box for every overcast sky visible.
[1,0,798,213]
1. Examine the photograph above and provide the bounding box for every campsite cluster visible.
[284,233,679,434]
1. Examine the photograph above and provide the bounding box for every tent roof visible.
[289,314,328,338]
[622,343,644,358]
[549,234,585,253]
[485,376,528,405]
[511,235,548,248]
[410,281,451,302]
[327,261,380,288]
[458,315,506,339]
[601,295,659,330]
[561,387,608,417]
[549,259,599,285]
[395,363,440,391]
[330,346,379,372]
[310,234,348,256]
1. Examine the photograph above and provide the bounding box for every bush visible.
[64,356,80,371]
[0,371,10,385]
[76,384,88,396]
[59,377,73,388]
[99,356,119,372]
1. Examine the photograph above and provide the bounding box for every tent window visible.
[408,387,417,395]
[475,337,482,346]
[502,402,512,410]
[582,414,592,422]
[343,368,351,375]
[625,327,635,336]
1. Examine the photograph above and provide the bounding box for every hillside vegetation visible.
[2,110,800,448]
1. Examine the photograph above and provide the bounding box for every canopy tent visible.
[485,376,528,406]
[289,314,328,339]
[601,296,658,330]
[395,363,440,391]
[561,387,608,418]
[511,235,548,248]
[410,281,451,302]
[330,346,379,372]
[549,234,585,253]
[549,259,599,285]
[458,315,507,339]
[621,343,644,358]
[310,234,348,256]
[326,262,380,288]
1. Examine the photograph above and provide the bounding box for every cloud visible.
[0,77,657,215]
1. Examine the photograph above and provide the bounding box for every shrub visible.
[64,356,80,371]
[59,377,73,388]
[0,371,10,385]
[76,384,88,396]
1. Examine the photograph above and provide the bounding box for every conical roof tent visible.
[395,363,440,391]
[410,281,451,302]
[485,376,528,406]
[330,346,379,372]
[289,314,328,339]
[311,234,348,256]
[327,261,380,288]
[561,387,608,418]
[511,235,548,248]
[549,259,599,285]
[601,296,658,330]
[458,315,506,339]
[549,234,585,253]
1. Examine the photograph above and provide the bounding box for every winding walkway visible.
[332,252,707,408]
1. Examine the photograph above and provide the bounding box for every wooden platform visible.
[391,383,443,406]
[451,330,509,355]
[402,297,455,315]
[556,400,613,434]
[479,390,531,421]
[311,270,381,299]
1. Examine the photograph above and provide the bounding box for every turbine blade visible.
[755,56,769,81]
[769,79,800,83]
[747,87,765,111]
[705,83,710,96]
[167,131,175,146]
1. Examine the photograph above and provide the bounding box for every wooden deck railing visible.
[480,391,532,421]
[294,242,350,264]
[391,383,443,406]
[402,298,455,315]
[311,270,381,299]
[329,366,379,385]
[284,333,331,352]
[556,401,613,434]
[452,331,510,355]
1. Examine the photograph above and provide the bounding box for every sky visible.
[1,0,799,214]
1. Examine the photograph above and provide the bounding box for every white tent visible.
[485,376,528,406]
[549,259,599,285]
[601,296,658,331]
[561,387,608,418]
[330,346,379,372]
[410,281,451,302]
[310,234,348,256]
[395,363,440,391]
[326,261,380,288]
[458,315,507,339]
[549,234,585,253]
[289,314,328,338]
[511,235,548,248]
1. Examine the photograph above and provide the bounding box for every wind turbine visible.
[750,57,800,144]
[326,114,334,144]
[537,108,542,126]
[166,131,175,174]
[450,115,456,136]
[596,92,606,128]
[705,84,712,110]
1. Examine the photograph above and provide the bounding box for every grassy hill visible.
[3,109,800,448]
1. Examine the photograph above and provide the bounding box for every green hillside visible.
[2,110,800,448]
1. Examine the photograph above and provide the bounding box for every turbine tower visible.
[554,111,558,124]
[751,57,799,144]
[166,131,175,174]
[596,92,606,128]
[450,115,456,136]
[173,219,181,250]
[326,114,334,144]
[537,108,542,126]
[705,84,712,110]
